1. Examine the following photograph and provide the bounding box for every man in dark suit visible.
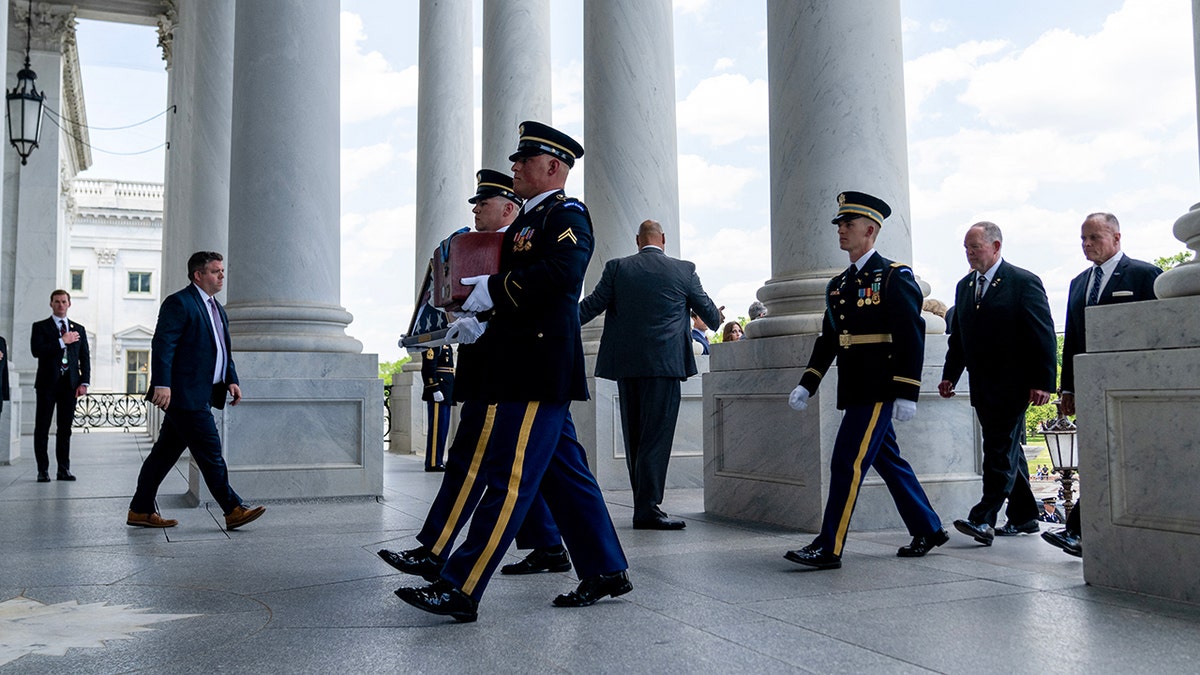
[394,122,629,623]
[1043,212,1161,557]
[579,218,722,530]
[30,290,90,482]
[1,336,9,413]
[941,222,1057,546]
[126,251,265,531]
[380,169,569,580]
[784,191,948,570]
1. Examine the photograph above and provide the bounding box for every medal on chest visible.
[512,226,534,253]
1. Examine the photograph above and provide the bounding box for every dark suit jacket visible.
[148,285,239,411]
[0,336,9,411]
[579,247,722,381]
[458,190,592,403]
[943,260,1057,416]
[1060,254,1160,393]
[31,317,90,391]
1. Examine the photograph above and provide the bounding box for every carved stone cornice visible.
[95,248,118,266]
[60,14,92,176]
[11,2,77,53]
[156,0,177,67]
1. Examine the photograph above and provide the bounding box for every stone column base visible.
[189,351,384,501]
[0,371,22,465]
[703,335,981,532]
[1077,297,1200,604]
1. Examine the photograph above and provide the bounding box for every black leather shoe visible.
[784,543,842,569]
[56,470,76,481]
[501,546,572,575]
[424,466,445,473]
[953,519,995,546]
[995,519,1039,536]
[378,546,445,582]
[632,515,686,530]
[36,472,50,483]
[395,580,478,623]
[1041,528,1082,557]
[553,570,633,607]
[897,528,950,557]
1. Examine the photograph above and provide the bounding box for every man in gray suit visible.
[579,219,723,530]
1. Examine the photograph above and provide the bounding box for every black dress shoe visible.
[897,528,950,557]
[424,466,445,473]
[378,546,444,582]
[395,580,478,623]
[56,470,76,481]
[36,472,50,483]
[953,519,995,546]
[501,546,572,575]
[784,543,842,569]
[632,515,686,530]
[995,519,1039,536]
[1041,528,1082,557]
[553,570,633,607]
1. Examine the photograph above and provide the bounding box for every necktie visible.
[975,274,987,304]
[59,319,67,336]
[59,320,68,373]
[1087,266,1104,306]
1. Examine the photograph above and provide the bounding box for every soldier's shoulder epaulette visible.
[555,195,588,213]
[890,262,906,268]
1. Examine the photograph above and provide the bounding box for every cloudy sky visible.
[74,0,1198,362]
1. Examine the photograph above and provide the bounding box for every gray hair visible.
[971,221,1003,244]
[748,300,767,320]
[1084,212,1120,232]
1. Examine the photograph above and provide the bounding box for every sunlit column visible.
[481,0,551,171]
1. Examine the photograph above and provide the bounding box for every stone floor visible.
[2,432,1198,674]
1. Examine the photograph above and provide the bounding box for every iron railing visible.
[72,393,149,431]
[383,384,392,443]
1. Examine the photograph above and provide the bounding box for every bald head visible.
[636,219,666,248]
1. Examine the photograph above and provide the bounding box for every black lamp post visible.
[6,0,45,165]
[1041,399,1079,518]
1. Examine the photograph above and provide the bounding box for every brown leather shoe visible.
[127,510,179,528]
[225,505,266,530]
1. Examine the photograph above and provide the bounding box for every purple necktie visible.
[209,298,224,342]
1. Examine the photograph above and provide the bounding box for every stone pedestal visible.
[704,335,980,531]
[189,352,383,501]
[388,361,421,455]
[0,372,22,465]
[1076,297,1200,604]
[583,356,707,494]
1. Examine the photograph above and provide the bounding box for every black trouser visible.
[968,408,1039,527]
[33,376,77,474]
[1065,503,1081,535]
[129,407,242,515]
[617,376,681,520]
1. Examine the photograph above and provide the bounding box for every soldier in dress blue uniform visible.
[394,123,629,622]
[784,191,949,570]
[420,345,454,471]
[379,169,570,582]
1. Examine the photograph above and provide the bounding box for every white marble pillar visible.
[6,4,71,438]
[159,0,233,299]
[0,0,15,463]
[750,0,912,340]
[415,0,472,294]
[211,0,381,500]
[704,0,979,532]
[481,0,550,171]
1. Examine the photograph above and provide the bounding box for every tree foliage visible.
[1154,250,1194,271]
[378,356,411,385]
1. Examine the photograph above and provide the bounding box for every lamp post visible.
[1041,399,1079,518]
[6,0,46,165]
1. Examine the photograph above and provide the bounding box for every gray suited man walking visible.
[579,219,723,530]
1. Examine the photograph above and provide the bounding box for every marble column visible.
[159,0,232,298]
[5,4,72,440]
[0,0,15,463]
[704,0,979,531]
[481,0,551,171]
[1074,0,1200,603]
[576,0,700,492]
[210,0,381,500]
[396,0,473,456]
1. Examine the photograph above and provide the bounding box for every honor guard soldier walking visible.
[420,345,454,471]
[785,191,948,570]
[394,126,628,623]
[379,169,569,583]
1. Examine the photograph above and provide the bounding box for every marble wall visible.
[1076,297,1200,604]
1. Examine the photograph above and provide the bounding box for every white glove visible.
[788,385,810,411]
[432,391,445,403]
[893,399,916,422]
[446,316,487,345]
[461,275,494,312]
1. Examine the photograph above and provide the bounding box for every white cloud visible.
[341,142,395,194]
[677,73,768,144]
[340,12,418,124]
[673,0,710,16]
[713,57,735,72]
[678,154,760,209]
[904,39,1009,124]
[960,0,1193,134]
